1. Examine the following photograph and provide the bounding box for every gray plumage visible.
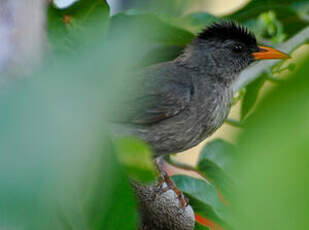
[111,22,259,157]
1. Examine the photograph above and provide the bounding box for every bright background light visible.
[53,0,79,8]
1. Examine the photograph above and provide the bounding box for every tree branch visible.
[131,180,195,230]
[233,26,309,93]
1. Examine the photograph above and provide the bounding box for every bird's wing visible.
[112,66,192,125]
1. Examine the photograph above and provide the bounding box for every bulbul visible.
[113,21,289,157]
[111,21,290,208]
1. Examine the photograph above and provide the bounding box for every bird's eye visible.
[232,44,244,53]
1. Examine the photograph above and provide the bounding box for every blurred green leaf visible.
[114,137,156,183]
[78,141,138,230]
[0,4,149,228]
[291,1,309,22]
[251,11,287,43]
[0,80,138,230]
[195,222,210,230]
[173,175,230,227]
[111,12,193,46]
[241,76,266,120]
[233,56,309,230]
[160,12,219,34]
[197,139,237,198]
[182,12,218,33]
[230,0,309,38]
[113,5,218,34]
[47,0,110,53]
[109,12,194,66]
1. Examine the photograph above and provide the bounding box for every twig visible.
[132,180,195,230]
[233,26,309,93]
[164,156,210,181]
[225,118,245,127]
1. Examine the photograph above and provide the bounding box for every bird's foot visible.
[154,158,189,209]
[156,171,189,209]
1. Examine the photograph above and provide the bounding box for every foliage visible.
[197,139,237,199]
[229,0,309,38]
[114,137,156,183]
[109,11,194,66]
[1,0,308,230]
[233,57,309,230]
[241,76,266,120]
[173,175,230,227]
[48,0,110,53]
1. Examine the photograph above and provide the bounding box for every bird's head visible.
[186,21,290,82]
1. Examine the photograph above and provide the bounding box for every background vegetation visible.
[0,0,308,229]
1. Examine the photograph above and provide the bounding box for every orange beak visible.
[253,46,291,60]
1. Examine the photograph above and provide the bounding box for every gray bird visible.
[112,21,289,157]
[111,21,289,208]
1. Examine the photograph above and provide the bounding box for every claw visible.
[154,161,189,209]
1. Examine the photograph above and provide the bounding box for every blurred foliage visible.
[230,0,309,38]
[0,68,138,230]
[113,137,156,183]
[254,11,287,43]
[1,0,308,229]
[109,11,194,66]
[241,76,266,120]
[233,56,309,230]
[159,11,219,33]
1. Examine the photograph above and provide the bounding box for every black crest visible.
[198,21,256,46]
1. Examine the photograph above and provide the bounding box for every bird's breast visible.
[183,84,233,149]
[132,83,233,155]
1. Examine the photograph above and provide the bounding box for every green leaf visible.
[108,11,217,66]
[195,222,210,230]
[233,58,309,230]
[0,80,138,230]
[241,76,266,120]
[183,12,218,32]
[197,139,237,198]
[229,0,309,38]
[291,1,309,22]
[173,175,230,227]
[160,12,219,34]
[247,11,287,44]
[110,12,194,46]
[47,0,110,53]
[0,6,146,228]
[114,137,156,183]
[109,12,194,66]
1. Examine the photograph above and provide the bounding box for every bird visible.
[111,21,289,206]
[112,21,289,155]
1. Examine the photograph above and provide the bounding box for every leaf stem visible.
[225,118,245,127]
[164,156,209,181]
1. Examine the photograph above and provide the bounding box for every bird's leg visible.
[154,157,189,209]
